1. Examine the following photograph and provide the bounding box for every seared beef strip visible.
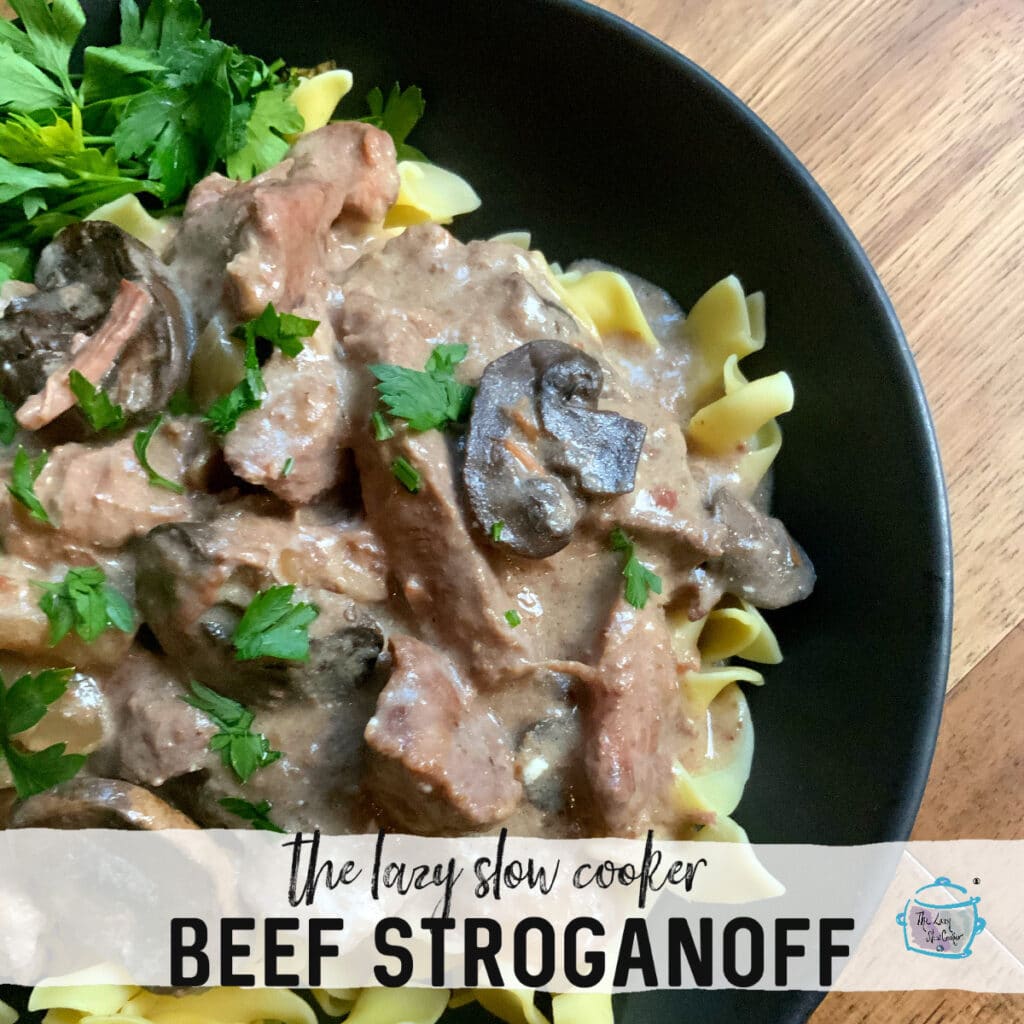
[365,636,523,834]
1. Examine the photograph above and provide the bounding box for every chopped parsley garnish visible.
[203,327,264,435]
[281,456,294,477]
[233,584,319,662]
[490,521,505,542]
[369,343,475,432]
[505,609,522,628]
[219,796,286,834]
[7,446,50,524]
[134,414,185,494]
[232,302,318,359]
[0,396,17,445]
[391,456,422,493]
[371,410,394,441]
[360,83,427,162]
[35,566,134,646]
[68,370,125,432]
[610,527,663,610]
[204,305,319,435]
[183,681,281,784]
[0,666,86,798]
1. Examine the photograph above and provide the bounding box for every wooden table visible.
[592,0,1024,1019]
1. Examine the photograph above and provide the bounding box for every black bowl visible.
[70,1,952,1021]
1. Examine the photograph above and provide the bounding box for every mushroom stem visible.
[16,280,153,431]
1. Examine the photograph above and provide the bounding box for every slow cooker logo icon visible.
[896,877,986,959]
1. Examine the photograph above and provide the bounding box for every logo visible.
[896,877,986,959]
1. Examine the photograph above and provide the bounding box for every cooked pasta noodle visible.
[343,987,448,1024]
[311,990,361,1018]
[86,196,175,256]
[456,990,549,1024]
[699,598,782,665]
[550,993,614,1024]
[290,70,355,137]
[673,684,754,820]
[685,275,765,401]
[721,354,785,494]
[553,269,657,345]
[489,231,532,249]
[687,368,793,456]
[384,162,482,228]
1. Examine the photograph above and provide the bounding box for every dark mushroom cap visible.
[7,777,198,829]
[464,339,646,558]
[135,520,384,706]
[0,221,195,438]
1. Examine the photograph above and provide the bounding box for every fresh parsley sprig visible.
[7,446,50,524]
[359,83,427,162]
[204,305,319,435]
[183,681,281,784]
[35,566,134,645]
[370,342,475,432]
[232,584,319,662]
[610,527,663,610]
[233,302,318,358]
[134,414,185,493]
[219,796,286,834]
[0,666,86,798]
[68,369,126,432]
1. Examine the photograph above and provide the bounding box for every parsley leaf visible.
[232,584,319,662]
[68,369,126,432]
[610,527,663,610]
[0,396,17,445]
[490,521,504,542]
[0,241,32,284]
[218,796,286,834]
[35,565,135,645]
[360,83,427,162]
[281,456,294,477]
[505,609,522,628]
[7,446,50,524]
[204,306,319,435]
[225,85,303,179]
[391,456,421,493]
[0,0,83,108]
[0,666,85,798]
[232,302,318,358]
[134,414,185,493]
[204,328,264,434]
[182,680,281,784]
[370,343,475,432]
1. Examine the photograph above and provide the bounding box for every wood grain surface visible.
[591,0,1024,1020]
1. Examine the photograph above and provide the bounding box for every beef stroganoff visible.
[0,2,813,1020]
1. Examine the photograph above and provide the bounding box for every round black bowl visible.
[70,1,953,1021]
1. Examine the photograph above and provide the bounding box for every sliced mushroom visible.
[706,488,815,609]
[7,777,198,829]
[134,518,384,705]
[463,339,646,557]
[0,221,195,438]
